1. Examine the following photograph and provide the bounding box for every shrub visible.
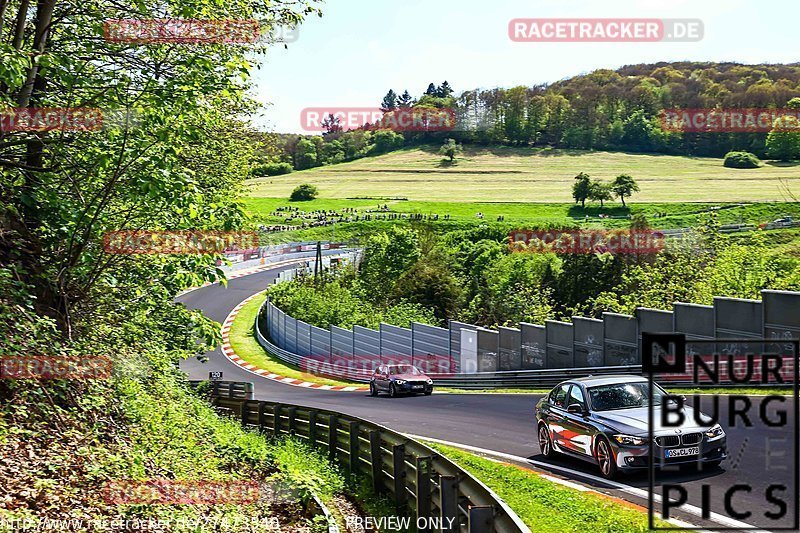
[723,151,761,169]
[253,162,293,177]
[289,184,318,201]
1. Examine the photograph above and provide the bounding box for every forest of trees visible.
[255,62,800,173]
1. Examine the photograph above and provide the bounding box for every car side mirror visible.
[567,404,587,415]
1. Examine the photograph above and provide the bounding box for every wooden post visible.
[369,431,383,493]
[392,444,408,512]
[439,475,458,532]
[415,457,433,532]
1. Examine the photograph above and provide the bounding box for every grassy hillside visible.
[247,146,800,203]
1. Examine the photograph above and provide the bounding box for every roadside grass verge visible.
[426,442,666,532]
[227,292,362,388]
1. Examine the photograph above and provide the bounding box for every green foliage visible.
[723,151,761,169]
[611,174,640,206]
[371,130,405,154]
[359,226,421,301]
[290,184,319,202]
[438,138,463,162]
[253,162,293,177]
[766,116,800,161]
[572,172,592,208]
[392,259,463,321]
[267,268,435,329]
[588,180,613,207]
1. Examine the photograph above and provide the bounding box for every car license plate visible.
[665,447,699,458]
[412,385,423,390]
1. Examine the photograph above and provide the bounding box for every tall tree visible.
[611,174,640,207]
[437,81,454,98]
[425,83,438,96]
[397,90,414,108]
[321,113,343,135]
[380,89,398,112]
[589,181,613,207]
[572,172,592,208]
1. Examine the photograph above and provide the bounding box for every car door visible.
[560,384,595,457]
[376,366,389,391]
[545,384,570,449]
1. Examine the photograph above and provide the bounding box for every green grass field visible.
[247,146,800,203]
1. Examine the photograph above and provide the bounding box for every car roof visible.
[564,374,649,387]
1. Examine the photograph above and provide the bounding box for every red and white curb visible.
[219,292,370,393]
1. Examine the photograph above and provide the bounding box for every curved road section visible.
[179,264,795,531]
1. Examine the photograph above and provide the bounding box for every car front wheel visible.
[369,382,378,397]
[595,437,618,479]
[538,423,554,458]
[389,383,397,398]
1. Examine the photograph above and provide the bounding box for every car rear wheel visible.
[389,383,397,398]
[369,382,378,397]
[595,437,618,479]
[538,424,554,458]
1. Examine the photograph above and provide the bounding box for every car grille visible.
[656,433,702,447]
[681,432,702,445]
[656,435,680,448]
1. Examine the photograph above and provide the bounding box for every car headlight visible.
[613,434,648,446]
[704,424,724,440]
[426,379,433,384]
[395,380,406,385]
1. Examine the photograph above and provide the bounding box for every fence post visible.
[309,410,318,447]
[273,403,282,435]
[468,506,494,533]
[392,444,408,513]
[328,415,338,461]
[415,457,433,533]
[288,406,297,435]
[240,400,250,428]
[349,421,360,474]
[439,475,458,532]
[369,431,383,493]
[257,402,268,434]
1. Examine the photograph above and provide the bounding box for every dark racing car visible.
[535,375,727,479]
[370,364,433,397]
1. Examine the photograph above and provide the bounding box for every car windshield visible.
[587,382,667,411]
[388,365,421,375]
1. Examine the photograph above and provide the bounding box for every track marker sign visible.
[643,333,799,530]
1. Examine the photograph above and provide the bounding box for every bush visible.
[253,162,293,177]
[289,184,318,201]
[723,151,761,169]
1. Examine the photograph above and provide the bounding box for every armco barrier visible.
[202,383,529,533]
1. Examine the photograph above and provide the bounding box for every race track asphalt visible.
[178,264,799,531]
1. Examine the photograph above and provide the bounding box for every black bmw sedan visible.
[535,375,727,479]
[369,364,433,397]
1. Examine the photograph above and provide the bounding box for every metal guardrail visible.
[205,385,529,533]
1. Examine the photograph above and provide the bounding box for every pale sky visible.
[250,0,799,133]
